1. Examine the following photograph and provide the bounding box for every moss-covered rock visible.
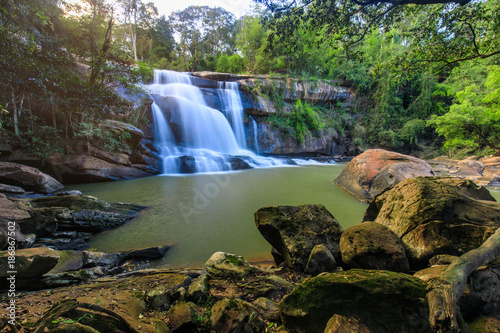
[254,204,343,271]
[363,177,500,266]
[340,222,409,273]
[205,252,258,278]
[210,298,266,333]
[279,269,430,333]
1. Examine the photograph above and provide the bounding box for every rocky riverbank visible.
[1,149,500,332]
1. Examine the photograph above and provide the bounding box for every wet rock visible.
[340,222,409,273]
[0,162,64,194]
[363,177,500,266]
[180,155,196,174]
[334,149,435,203]
[205,252,258,278]
[82,250,123,268]
[122,245,170,260]
[254,204,343,271]
[229,156,253,170]
[211,298,266,333]
[0,247,60,279]
[324,315,372,333]
[305,244,337,275]
[279,269,430,333]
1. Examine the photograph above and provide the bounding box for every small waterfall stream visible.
[148,70,283,174]
[249,115,260,154]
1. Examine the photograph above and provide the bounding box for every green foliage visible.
[216,54,244,73]
[428,65,500,153]
[136,61,154,83]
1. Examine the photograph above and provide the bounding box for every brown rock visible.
[334,149,435,203]
[45,153,154,184]
[324,315,372,333]
[0,162,64,194]
[0,247,60,279]
[363,177,500,266]
[340,222,409,273]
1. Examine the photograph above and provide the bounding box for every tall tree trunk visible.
[11,88,19,136]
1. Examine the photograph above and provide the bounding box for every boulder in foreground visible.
[364,177,500,266]
[279,269,430,333]
[254,204,343,271]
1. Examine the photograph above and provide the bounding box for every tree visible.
[257,0,500,70]
[428,65,500,153]
[169,6,236,71]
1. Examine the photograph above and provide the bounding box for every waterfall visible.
[148,70,284,174]
[217,82,247,149]
[249,116,259,154]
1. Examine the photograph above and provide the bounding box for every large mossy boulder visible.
[334,149,435,203]
[0,162,64,194]
[340,222,409,273]
[279,269,430,333]
[254,204,343,271]
[363,177,500,266]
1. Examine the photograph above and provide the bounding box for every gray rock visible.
[254,204,343,271]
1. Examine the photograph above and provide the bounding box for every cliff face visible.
[190,72,358,157]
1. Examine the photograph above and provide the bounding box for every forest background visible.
[0,0,499,159]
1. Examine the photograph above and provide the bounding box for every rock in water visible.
[254,204,343,271]
[364,177,500,266]
[0,162,64,194]
[279,269,430,333]
[334,149,435,203]
[340,222,409,273]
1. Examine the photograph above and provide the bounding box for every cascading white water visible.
[148,70,284,174]
[218,82,247,149]
[249,115,260,154]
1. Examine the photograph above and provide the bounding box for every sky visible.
[150,0,255,18]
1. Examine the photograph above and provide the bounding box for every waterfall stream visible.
[148,70,283,174]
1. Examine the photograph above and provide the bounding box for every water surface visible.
[70,164,366,267]
[68,165,500,268]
